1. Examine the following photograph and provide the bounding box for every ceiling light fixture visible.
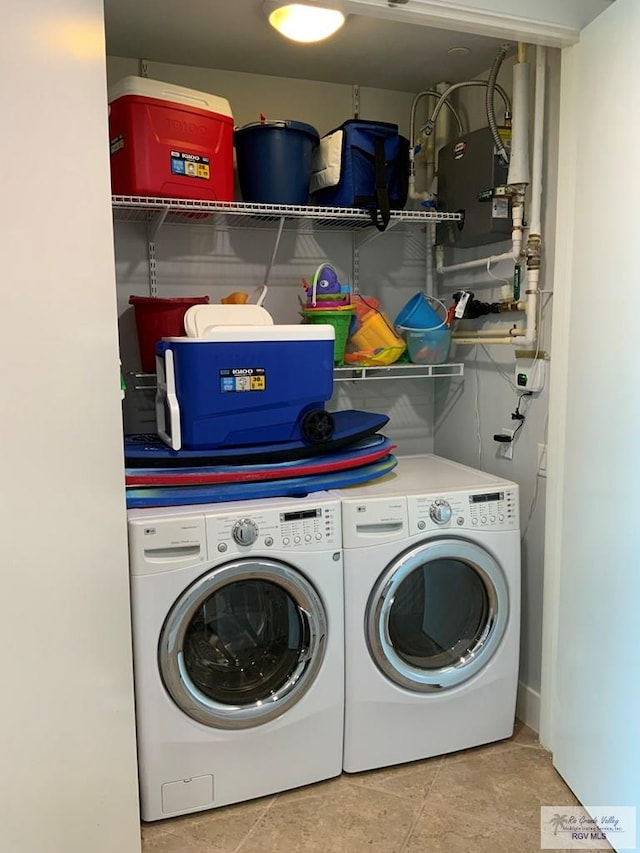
[265,2,346,44]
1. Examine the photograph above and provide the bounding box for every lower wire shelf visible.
[333,363,464,382]
[128,363,464,391]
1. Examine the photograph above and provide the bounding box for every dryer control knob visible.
[429,500,452,525]
[232,518,259,546]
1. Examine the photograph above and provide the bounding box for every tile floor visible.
[141,720,601,853]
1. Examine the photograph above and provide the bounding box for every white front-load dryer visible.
[127,493,343,821]
[333,454,520,773]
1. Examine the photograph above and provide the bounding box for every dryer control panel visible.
[408,486,519,532]
[207,502,341,554]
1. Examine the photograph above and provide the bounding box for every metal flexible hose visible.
[486,43,512,166]
[420,80,511,138]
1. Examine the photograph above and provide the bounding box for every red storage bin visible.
[109,77,234,201]
[129,296,210,373]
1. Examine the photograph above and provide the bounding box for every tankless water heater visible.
[436,126,511,249]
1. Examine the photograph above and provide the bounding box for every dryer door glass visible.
[367,539,509,691]
[159,559,327,729]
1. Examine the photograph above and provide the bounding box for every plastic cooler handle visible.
[160,86,211,110]
[155,346,182,451]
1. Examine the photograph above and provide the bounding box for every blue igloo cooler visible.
[155,325,335,450]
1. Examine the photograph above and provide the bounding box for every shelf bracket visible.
[352,233,360,294]
[146,209,168,298]
[352,84,360,119]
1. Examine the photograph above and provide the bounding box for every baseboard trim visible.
[516,681,541,732]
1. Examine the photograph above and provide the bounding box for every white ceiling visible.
[104,0,614,93]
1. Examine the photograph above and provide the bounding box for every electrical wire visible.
[486,256,512,287]
[481,344,519,391]
[511,391,532,435]
[520,290,551,540]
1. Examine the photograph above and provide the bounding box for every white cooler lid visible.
[162,325,335,343]
[108,75,233,120]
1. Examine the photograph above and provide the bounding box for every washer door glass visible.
[159,559,327,729]
[367,538,509,692]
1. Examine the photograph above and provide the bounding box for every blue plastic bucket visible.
[394,292,443,330]
[235,120,319,205]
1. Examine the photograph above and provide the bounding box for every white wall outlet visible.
[497,428,515,460]
[515,356,546,393]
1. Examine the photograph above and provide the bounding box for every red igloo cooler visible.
[109,76,234,201]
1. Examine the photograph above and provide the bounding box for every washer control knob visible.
[417,520,426,531]
[232,518,259,546]
[429,500,452,525]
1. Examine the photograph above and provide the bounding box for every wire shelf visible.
[128,363,464,391]
[112,195,462,232]
[333,363,465,381]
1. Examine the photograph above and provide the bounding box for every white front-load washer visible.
[333,454,520,773]
[127,493,343,821]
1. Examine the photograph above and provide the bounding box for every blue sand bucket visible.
[394,292,443,330]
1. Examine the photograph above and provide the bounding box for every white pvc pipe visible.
[522,267,539,347]
[434,81,451,164]
[453,328,523,338]
[520,46,546,347]
[452,334,525,345]
[437,250,515,275]
[511,189,525,255]
[507,58,531,186]
[529,46,546,236]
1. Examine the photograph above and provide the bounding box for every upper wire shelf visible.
[112,195,463,232]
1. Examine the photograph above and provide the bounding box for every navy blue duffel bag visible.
[310,120,409,231]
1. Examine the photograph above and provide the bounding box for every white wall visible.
[110,56,438,455]
[433,49,560,717]
[541,0,640,806]
[0,5,140,852]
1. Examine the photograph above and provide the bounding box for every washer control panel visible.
[207,502,340,553]
[408,487,519,533]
